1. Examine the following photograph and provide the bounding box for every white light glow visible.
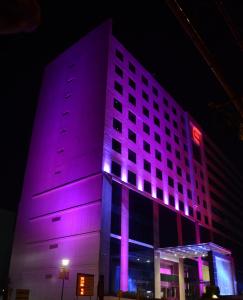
[61,259,70,267]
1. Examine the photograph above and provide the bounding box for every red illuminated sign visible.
[76,273,94,296]
[192,126,202,145]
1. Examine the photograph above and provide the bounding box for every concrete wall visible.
[10,21,112,300]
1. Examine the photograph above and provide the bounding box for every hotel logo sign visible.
[76,273,94,296]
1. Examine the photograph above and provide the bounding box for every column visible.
[179,258,186,300]
[195,222,204,295]
[120,186,129,291]
[154,251,161,299]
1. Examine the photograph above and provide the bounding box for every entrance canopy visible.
[157,242,231,260]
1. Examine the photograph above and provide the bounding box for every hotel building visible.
[9,21,243,300]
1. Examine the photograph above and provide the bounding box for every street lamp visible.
[59,259,70,300]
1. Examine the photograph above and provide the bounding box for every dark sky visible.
[1,0,243,211]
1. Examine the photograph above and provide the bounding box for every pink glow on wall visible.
[121,168,128,183]
[164,194,169,205]
[137,179,143,191]
[185,205,189,216]
[152,188,156,198]
[103,160,111,173]
[160,267,172,275]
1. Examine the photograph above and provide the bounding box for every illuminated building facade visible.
[10,21,243,300]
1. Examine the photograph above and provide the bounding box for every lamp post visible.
[59,259,70,300]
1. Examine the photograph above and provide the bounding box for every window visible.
[201,185,205,193]
[174,135,179,145]
[192,143,202,164]
[165,127,171,136]
[182,128,186,138]
[205,216,209,224]
[154,132,161,144]
[128,129,136,143]
[155,149,162,161]
[144,180,151,193]
[143,123,150,135]
[189,206,193,217]
[173,120,178,129]
[166,142,172,152]
[144,160,151,172]
[152,86,158,97]
[142,75,148,86]
[200,171,204,179]
[169,195,175,207]
[181,115,185,124]
[187,189,192,199]
[114,81,123,94]
[163,98,169,107]
[128,170,136,186]
[129,94,136,106]
[176,166,182,176]
[184,144,188,152]
[113,118,122,133]
[168,176,174,188]
[154,116,160,127]
[164,112,170,121]
[142,91,149,102]
[175,150,181,160]
[179,200,184,212]
[143,106,149,117]
[128,149,136,163]
[129,62,136,73]
[172,107,177,115]
[156,168,162,180]
[113,98,122,113]
[185,157,189,167]
[112,138,121,153]
[153,101,159,111]
[111,161,121,177]
[128,111,136,124]
[156,187,163,200]
[197,211,201,221]
[186,173,191,183]
[178,183,183,194]
[129,78,136,90]
[203,200,207,209]
[167,159,173,170]
[115,49,123,61]
[143,141,150,153]
[115,65,123,78]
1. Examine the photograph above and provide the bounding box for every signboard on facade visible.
[16,289,30,300]
[76,273,94,296]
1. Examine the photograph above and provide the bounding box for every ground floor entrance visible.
[155,242,236,300]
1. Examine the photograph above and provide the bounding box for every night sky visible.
[1,0,243,211]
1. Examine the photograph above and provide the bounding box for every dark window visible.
[166,142,172,152]
[168,176,174,188]
[152,86,158,96]
[201,185,205,193]
[144,160,151,173]
[174,135,179,145]
[114,81,123,94]
[156,168,162,180]
[203,200,207,209]
[128,149,136,163]
[128,170,136,186]
[128,111,136,124]
[169,194,175,207]
[154,116,160,127]
[159,205,178,247]
[129,94,136,106]
[177,166,182,176]
[155,149,162,161]
[129,78,136,90]
[153,101,159,111]
[163,98,169,107]
[165,127,171,136]
[187,189,192,199]
[175,150,181,159]
[144,180,151,193]
[205,216,209,224]
[179,200,184,212]
[129,62,136,73]
[178,183,183,194]
[192,143,202,164]
[109,237,120,293]
[115,65,123,77]
[113,98,122,113]
[142,90,149,102]
[173,120,178,129]
[143,123,150,135]
[115,49,123,61]
[143,141,150,153]
[185,157,189,167]
[181,115,185,124]
[111,161,121,177]
[157,188,163,200]
[182,217,196,244]
[113,118,122,133]
[142,75,148,86]
[112,138,121,153]
[164,112,170,121]
[154,132,161,144]
[182,129,186,137]
[200,226,211,243]
[189,206,193,217]
[200,171,204,179]
[184,144,188,152]
[128,129,136,143]
[143,106,149,117]
[186,173,191,183]
[197,211,201,221]
[167,159,173,169]
[172,107,177,115]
